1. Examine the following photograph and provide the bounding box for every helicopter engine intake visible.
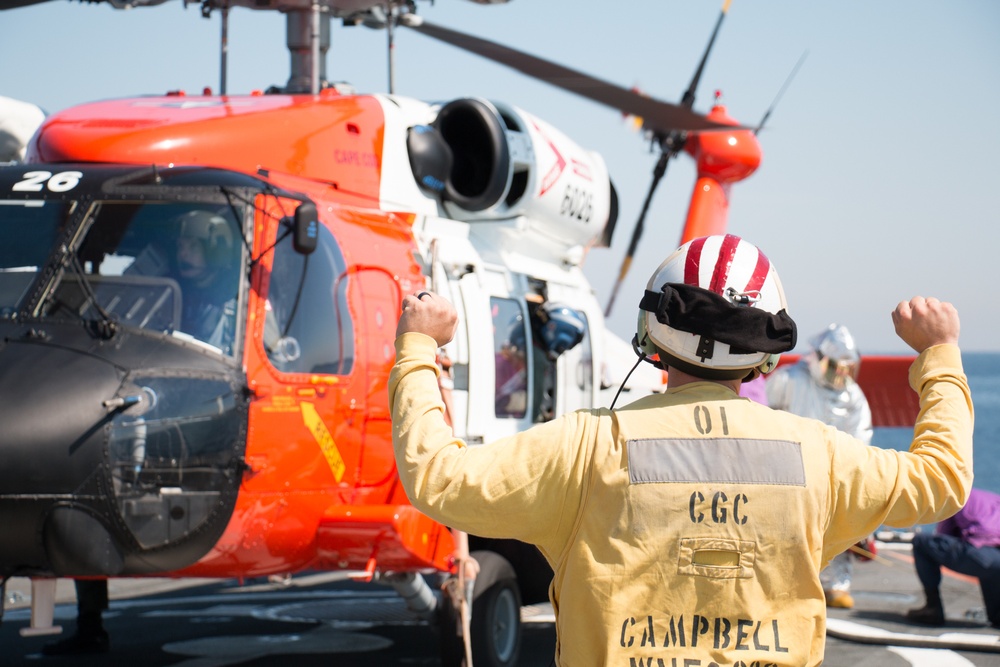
[406,97,618,250]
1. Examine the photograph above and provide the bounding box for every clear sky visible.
[2,0,998,353]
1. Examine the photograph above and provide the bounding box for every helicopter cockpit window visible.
[492,297,529,419]
[262,223,354,375]
[0,200,68,318]
[40,202,244,355]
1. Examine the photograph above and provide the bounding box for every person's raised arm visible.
[873,295,972,528]
[396,290,458,348]
[892,296,960,353]
[390,290,591,551]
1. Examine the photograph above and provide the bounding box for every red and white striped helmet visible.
[636,234,796,380]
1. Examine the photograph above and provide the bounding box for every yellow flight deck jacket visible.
[389,334,973,666]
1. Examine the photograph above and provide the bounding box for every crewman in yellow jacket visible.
[389,234,972,666]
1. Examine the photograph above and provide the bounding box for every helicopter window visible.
[492,297,529,419]
[42,202,244,355]
[0,200,68,317]
[263,223,354,375]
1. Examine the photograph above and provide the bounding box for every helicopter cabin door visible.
[450,269,594,443]
[453,267,532,443]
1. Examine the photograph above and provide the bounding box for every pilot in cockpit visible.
[171,210,239,353]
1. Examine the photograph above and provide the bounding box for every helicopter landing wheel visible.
[438,550,522,667]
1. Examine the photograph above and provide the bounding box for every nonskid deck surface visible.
[823,540,999,652]
[2,541,997,665]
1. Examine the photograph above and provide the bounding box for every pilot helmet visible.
[636,234,797,381]
[177,210,235,268]
[806,323,860,391]
[537,303,586,361]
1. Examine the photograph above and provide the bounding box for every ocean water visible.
[872,351,1000,498]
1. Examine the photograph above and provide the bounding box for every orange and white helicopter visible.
[0,0,916,663]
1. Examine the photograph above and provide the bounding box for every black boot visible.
[42,612,110,655]
[906,593,945,627]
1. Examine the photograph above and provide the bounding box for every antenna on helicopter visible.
[311,3,321,93]
[346,2,413,94]
[386,4,396,94]
[603,0,732,318]
[220,3,229,95]
[199,0,229,94]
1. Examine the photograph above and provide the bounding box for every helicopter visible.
[0,0,920,664]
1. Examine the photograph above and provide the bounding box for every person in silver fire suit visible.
[766,323,873,609]
[389,234,972,666]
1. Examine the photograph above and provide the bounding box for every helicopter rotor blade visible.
[604,149,675,317]
[755,50,808,135]
[400,16,740,135]
[680,0,730,109]
[604,0,731,318]
[0,0,60,7]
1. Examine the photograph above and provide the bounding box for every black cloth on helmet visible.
[639,283,797,354]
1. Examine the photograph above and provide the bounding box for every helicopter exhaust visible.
[381,571,438,619]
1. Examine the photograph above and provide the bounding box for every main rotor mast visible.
[285,7,331,94]
[203,0,417,95]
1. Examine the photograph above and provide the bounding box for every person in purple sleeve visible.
[738,374,769,405]
[907,487,1000,628]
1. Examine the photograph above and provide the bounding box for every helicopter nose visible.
[0,332,127,575]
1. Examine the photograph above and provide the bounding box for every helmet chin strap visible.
[616,316,781,409]
[609,335,651,410]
